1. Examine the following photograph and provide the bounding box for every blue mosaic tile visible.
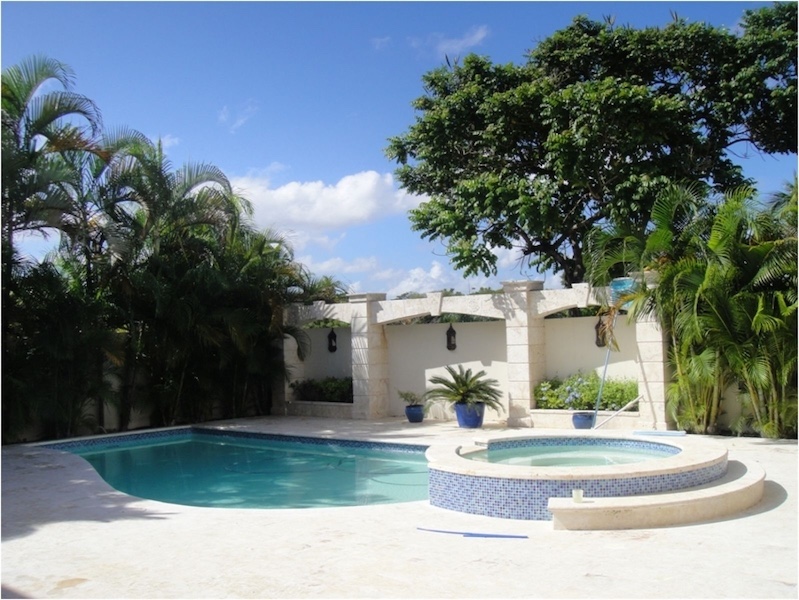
[41,426,427,456]
[43,428,192,451]
[430,437,727,520]
[490,437,681,456]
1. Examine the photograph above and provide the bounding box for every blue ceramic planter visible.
[405,405,424,423]
[572,411,595,429]
[454,402,486,428]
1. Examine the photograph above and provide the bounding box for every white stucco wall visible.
[544,315,638,382]
[296,328,352,380]
[385,321,508,422]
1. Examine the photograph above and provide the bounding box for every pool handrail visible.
[592,395,642,430]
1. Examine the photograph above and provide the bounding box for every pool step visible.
[547,459,765,530]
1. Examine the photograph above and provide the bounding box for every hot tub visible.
[425,431,728,520]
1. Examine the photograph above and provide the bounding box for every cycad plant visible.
[425,364,504,412]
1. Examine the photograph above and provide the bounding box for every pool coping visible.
[426,429,728,481]
[38,424,429,455]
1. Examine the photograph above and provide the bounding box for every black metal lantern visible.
[594,315,607,348]
[327,328,337,352]
[446,324,457,351]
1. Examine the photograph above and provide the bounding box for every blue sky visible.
[2,1,796,296]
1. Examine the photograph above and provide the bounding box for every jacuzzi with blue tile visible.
[426,431,728,520]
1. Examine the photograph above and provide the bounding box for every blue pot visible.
[610,277,635,311]
[454,402,486,428]
[572,411,595,429]
[405,405,424,423]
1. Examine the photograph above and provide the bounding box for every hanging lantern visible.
[446,324,457,351]
[594,315,607,348]
[327,328,337,352]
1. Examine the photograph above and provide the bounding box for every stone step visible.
[547,459,765,530]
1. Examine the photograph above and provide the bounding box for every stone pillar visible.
[635,314,672,430]
[348,293,389,419]
[278,334,306,415]
[501,281,545,427]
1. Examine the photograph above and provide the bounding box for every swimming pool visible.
[45,428,429,509]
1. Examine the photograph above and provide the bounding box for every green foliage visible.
[0,55,338,441]
[425,364,504,413]
[305,319,349,329]
[2,262,114,441]
[534,372,638,411]
[736,3,798,154]
[586,181,798,438]
[299,274,349,304]
[387,6,796,286]
[398,390,424,406]
[290,377,354,404]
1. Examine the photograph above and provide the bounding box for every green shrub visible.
[290,377,353,403]
[534,372,638,411]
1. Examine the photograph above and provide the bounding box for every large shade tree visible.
[387,4,797,286]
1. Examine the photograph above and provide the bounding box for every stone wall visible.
[280,281,673,430]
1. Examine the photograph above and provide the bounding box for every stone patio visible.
[2,416,796,599]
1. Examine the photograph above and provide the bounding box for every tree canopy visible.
[386,3,797,286]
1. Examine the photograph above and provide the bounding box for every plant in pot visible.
[534,373,641,430]
[563,381,595,429]
[425,365,504,428]
[398,390,425,423]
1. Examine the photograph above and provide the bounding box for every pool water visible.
[467,443,674,467]
[69,432,429,508]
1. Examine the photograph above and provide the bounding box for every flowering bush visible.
[534,372,637,411]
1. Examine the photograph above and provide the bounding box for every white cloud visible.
[436,25,490,58]
[493,245,523,271]
[371,36,391,50]
[159,134,180,149]
[309,232,346,252]
[231,170,423,231]
[386,261,454,297]
[218,100,258,133]
[372,267,406,282]
[410,25,490,60]
[147,134,180,152]
[299,255,378,276]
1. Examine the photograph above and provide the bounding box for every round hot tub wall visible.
[425,432,728,520]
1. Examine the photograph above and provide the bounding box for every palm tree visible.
[113,138,248,263]
[702,183,797,437]
[2,55,101,271]
[52,128,150,296]
[586,182,797,437]
[210,226,311,418]
[2,55,104,437]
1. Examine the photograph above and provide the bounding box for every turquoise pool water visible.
[62,431,429,509]
[466,443,674,467]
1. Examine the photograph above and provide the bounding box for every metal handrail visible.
[592,395,642,429]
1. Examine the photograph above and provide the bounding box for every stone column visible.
[501,281,546,427]
[635,314,672,430]
[348,293,389,419]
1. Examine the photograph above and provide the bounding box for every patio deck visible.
[2,416,796,599]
